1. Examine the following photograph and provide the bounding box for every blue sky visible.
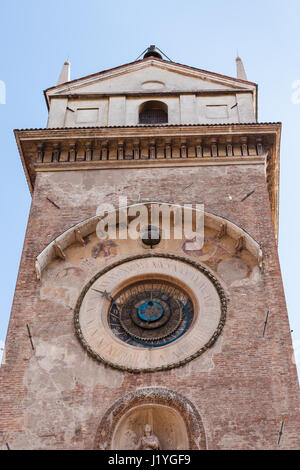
[0,0,300,375]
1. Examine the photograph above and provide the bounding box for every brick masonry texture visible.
[0,163,299,450]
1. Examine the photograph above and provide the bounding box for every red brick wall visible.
[0,163,299,450]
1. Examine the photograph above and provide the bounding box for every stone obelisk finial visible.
[236,55,247,81]
[57,60,71,85]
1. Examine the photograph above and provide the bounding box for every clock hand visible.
[92,289,123,306]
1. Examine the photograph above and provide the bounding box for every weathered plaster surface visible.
[1,162,299,450]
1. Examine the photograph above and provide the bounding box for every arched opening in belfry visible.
[139,100,168,124]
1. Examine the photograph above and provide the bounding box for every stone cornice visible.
[15,122,280,139]
[35,156,265,171]
[14,122,281,239]
[46,89,254,100]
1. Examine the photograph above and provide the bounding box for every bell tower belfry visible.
[0,47,299,450]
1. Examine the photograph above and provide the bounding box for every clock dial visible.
[74,255,227,372]
[108,280,194,347]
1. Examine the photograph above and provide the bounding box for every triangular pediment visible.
[46,58,256,99]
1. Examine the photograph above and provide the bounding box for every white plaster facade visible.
[45,58,257,128]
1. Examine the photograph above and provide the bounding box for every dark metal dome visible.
[143,45,163,59]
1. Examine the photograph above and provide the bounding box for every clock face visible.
[108,279,194,348]
[74,255,227,373]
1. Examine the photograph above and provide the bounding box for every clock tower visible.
[0,47,299,450]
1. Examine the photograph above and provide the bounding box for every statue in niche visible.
[135,424,161,450]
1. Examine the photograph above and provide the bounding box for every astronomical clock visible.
[75,254,227,373]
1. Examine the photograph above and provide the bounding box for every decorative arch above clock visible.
[35,203,263,281]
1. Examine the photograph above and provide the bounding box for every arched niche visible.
[112,404,189,450]
[94,388,206,450]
